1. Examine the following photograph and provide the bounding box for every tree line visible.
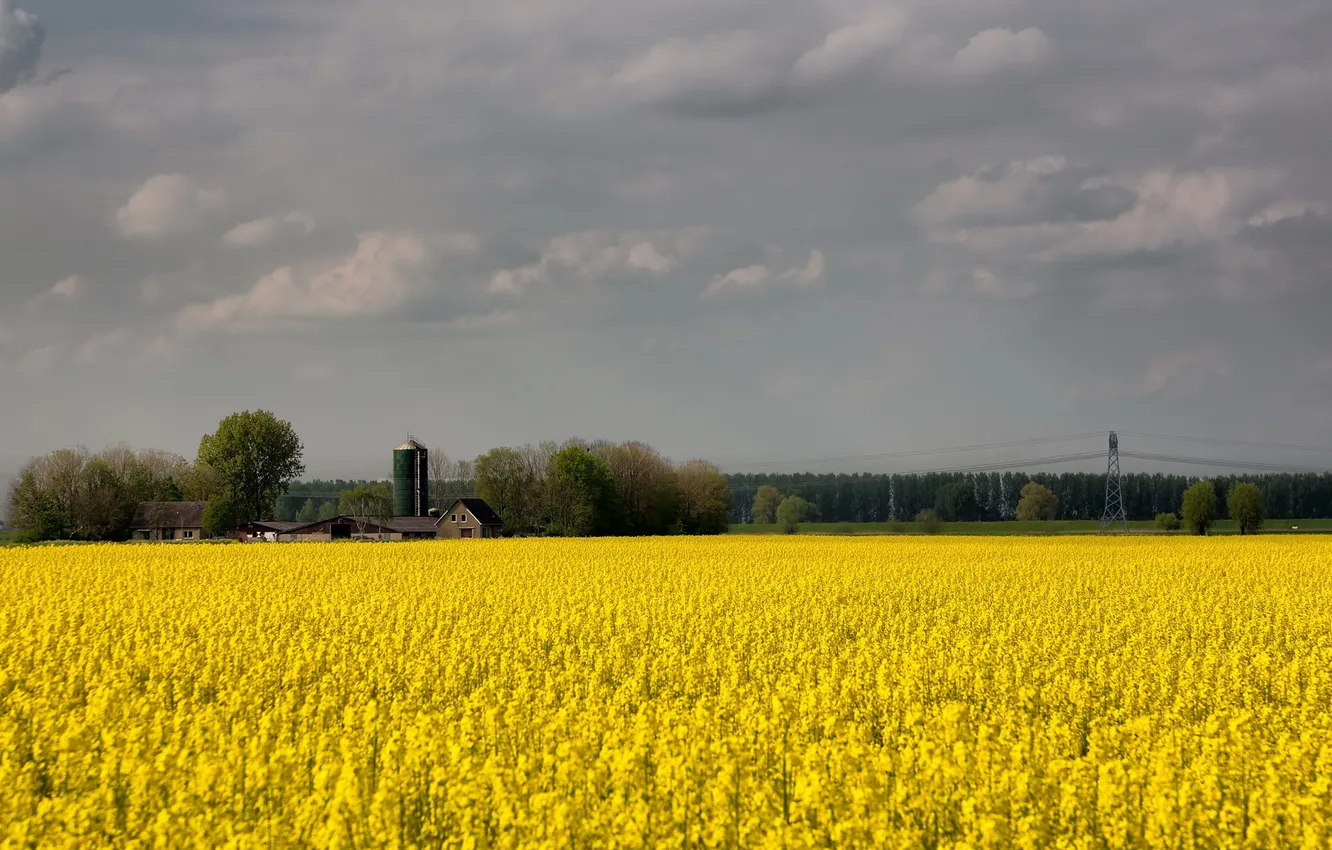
[5,410,305,543]
[727,470,1332,525]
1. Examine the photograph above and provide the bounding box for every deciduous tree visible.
[675,460,731,535]
[753,485,782,525]
[777,495,811,534]
[1016,482,1059,521]
[1227,482,1265,535]
[198,411,305,524]
[1181,480,1218,536]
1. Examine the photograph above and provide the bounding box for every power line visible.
[1121,451,1332,474]
[1119,432,1332,454]
[728,451,1107,492]
[725,432,1105,469]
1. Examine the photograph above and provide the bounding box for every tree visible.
[181,461,227,502]
[296,498,319,523]
[1015,482,1059,521]
[316,500,339,521]
[1181,480,1218,535]
[197,411,305,524]
[545,446,617,537]
[5,470,67,541]
[604,442,677,535]
[777,495,811,534]
[675,460,731,535]
[339,483,395,538]
[1228,483,1265,535]
[474,447,529,532]
[935,481,980,522]
[202,494,237,538]
[753,485,782,525]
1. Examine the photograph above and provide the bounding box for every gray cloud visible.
[1,0,1330,476]
[0,1,43,94]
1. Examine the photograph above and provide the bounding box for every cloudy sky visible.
[1,0,1330,479]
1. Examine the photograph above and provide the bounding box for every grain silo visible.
[393,438,430,517]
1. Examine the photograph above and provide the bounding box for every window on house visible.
[183,531,194,539]
[451,515,457,522]
[461,513,468,522]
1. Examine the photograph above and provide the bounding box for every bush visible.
[777,496,812,534]
[1155,512,1181,531]
[915,509,942,535]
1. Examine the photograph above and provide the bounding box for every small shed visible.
[437,498,504,539]
[130,502,210,541]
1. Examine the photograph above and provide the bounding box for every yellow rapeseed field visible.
[2,537,1331,849]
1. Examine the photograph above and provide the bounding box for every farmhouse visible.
[437,498,504,539]
[130,502,211,541]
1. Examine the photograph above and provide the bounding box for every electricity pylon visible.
[1100,431,1128,533]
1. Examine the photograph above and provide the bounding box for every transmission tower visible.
[1100,431,1128,533]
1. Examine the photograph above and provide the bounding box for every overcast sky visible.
[1,0,1330,480]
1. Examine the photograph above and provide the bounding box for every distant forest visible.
[726,471,1332,524]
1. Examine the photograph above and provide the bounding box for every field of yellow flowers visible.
[2,537,1331,848]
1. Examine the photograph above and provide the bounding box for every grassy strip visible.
[730,518,1332,535]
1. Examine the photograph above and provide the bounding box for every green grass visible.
[730,519,1332,536]
[0,530,17,545]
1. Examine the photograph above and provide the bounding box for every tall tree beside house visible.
[316,500,339,521]
[1181,480,1218,536]
[675,460,731,535]
[1015,482,1060,521]
[545,446,617,537]
[203,494,237,538]
[1227,482,1265,535]
[197,410,305,525]
[752,485,782,525]
[5,470,67,541]
[474,447,531,532]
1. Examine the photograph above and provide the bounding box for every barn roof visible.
[130,502,208,529]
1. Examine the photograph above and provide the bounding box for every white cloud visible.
[1247,201,1329,228]
[949,28,1052,76]
[223,211,316,247]
[913,156,1068,227]
[791,11,906,87]
[488,229,707,295]
[615,31,786,109]
[176,232,430,333]
[0,2,44,94]
[703,249,826,297]
[49,274,82,300]
[116,174,225,241]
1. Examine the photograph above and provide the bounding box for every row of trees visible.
[728,471,1332,524]
[5,411,306,542]
[1174,480,1266,535]
[469,440,730,536]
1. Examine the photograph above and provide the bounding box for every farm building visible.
[279,515,444,542]
[130,502,211,541]
[234,520,303,542]
[437,498,504,539]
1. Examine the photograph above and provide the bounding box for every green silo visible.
[393,439,430,517]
